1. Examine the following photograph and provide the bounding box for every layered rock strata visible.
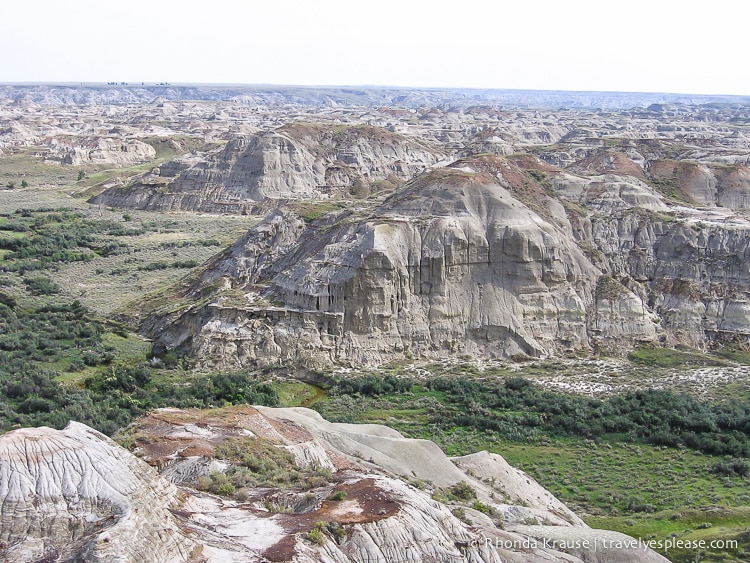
[91,124,443,213]
[0,406,670,562]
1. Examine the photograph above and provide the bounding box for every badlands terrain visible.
[1,84,750,562]
[0,405,671,562]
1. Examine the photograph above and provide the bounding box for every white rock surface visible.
[0,408,670,562]
[0,422,197,562]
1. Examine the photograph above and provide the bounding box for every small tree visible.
[6,181,15,189]
[77,170,85,181]
[21,180,28,188]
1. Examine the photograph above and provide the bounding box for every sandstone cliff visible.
[0,407,669,562]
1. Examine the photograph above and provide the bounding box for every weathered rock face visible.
[647,159,750,208]
[21,405,661,563]
[144,151,750,367]
[570,151,648,181]
[0,422,198,562]
[44,137,156,166]
[146,156,666,367]
[91,124,443,213]
[581,212,750,347]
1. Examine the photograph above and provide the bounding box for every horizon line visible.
[1,82,749,99]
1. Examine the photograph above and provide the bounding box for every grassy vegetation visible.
[101,332,153,363]
[142,136,215,160]
[71,161,161,198]
[505,441,750,562]
[0,216,279,436]
[649,176,696,205]
[199,436,330,494]
[629,344,730,369]
[596,275,628,301]
[273,381,325,407]
[1,187,746,557]
[293,201,343,222]
[604,138,625,148]
[0,147,79,187]
[0,326,281,435]
[313,371,750,562]
[0,207,146,273]
[319,374,750,457]
[0,199,251,315]
[0,138,209,196]
[64,135,222,199]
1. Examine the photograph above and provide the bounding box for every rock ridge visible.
[0,406,669,562]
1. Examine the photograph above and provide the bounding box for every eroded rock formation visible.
[91,124,443,213]
[0,423,198,562]
[43,137,157,167]
[0,407,669,562]
[143,151,750,367]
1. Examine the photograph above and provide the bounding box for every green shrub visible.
[710,458,750,477]
[472,501,496,515]
[451,481,477,501]
[307,522,327,546]
[24,276,59,296]
[327,490,347,501]
[433,481,477,503]
[326,521,347,543]
[213,437,303,488]
[216,482,236,496]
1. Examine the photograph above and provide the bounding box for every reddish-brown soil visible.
[262,476,401,562]
[573,151,647,180]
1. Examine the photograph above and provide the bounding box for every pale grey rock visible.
[143,139,750,365]
[583,175,667,212]
[317,476,508,563]
[44,137,156,166]
[549,172,592,200]
[0,407,668,563]
[647,160,719,205]
[450,451,584,526]
[149,158,672,367]
[92,124,444,212]
[592,276,659,348]
[584,214,750,347]
[257,406,470,488]
[160,456,228,486]
[0,422,197,562]
[510,525,670,563]
[715,164,750,209]
[646,160,750,208]
[282,440,337,471]
[255,407,668,563]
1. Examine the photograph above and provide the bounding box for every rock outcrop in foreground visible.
[0,406,668,562]
[0,422,197,562]
[147,154,750,367]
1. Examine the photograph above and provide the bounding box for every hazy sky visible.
[1,0,748,95]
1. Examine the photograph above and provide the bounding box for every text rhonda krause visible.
[476,536,738,553]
